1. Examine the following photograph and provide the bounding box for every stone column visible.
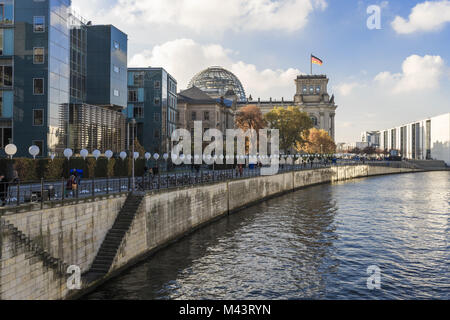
[330,113,336,141]
[319,112,325,130]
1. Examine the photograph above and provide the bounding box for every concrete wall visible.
[0,225,70,300]
[0,166,420,299]
[1,194,127,274]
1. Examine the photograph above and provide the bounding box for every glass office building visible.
[127,68,177,154]
[1,0,127,156]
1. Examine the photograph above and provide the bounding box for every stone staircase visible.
[84,193,145,283]
[0,219,69,276]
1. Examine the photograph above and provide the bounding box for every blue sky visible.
[73,0,450,142]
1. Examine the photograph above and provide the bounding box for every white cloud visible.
[72,0,327,34]
[374,55,445,93]
[392,0,450,34]
[333,82,365,96]
[129,39,302,99]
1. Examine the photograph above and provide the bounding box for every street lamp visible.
[130,118,136,192]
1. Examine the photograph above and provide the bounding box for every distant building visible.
[177,86,236,137]
[361,131,381,148]
[378,113,450,165]
[1,0,127,156]
[126,68,177,154]
[237,75,337,141]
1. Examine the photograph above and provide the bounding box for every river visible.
[86,171,449,300]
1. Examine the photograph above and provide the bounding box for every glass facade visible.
[127,68,177,154]
[4,0,127,157]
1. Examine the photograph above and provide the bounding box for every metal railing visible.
[0,161,417,209]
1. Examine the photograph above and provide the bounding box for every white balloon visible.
[28,145,40,158]
[145,152,151,160]
[134,152,139,159]
[92,149,101,160]
[120,151,127,160]
[50,153,56,161]
[105,150,113,159]
[64,148,73,160]
[194,154,200,160]
[153,153,160,160]
[163,153,169,160]
[80,149,89,159]
[5,144,17,157]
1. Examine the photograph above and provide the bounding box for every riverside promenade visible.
[0,163,434,299]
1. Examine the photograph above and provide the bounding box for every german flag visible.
[311,55,323,66]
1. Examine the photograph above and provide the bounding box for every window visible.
[113,41,120,50]
[34,16,45,33]
[154,81,160,89]
[309,86,314,94]
[128,90,137,102]
[204,111,210,121]
[316,86,321,93]
[191,111,196,121]
[0,29,3,55]
[133,73,144,86]
[33,109,44,126]
[302,85,307,93]
[133,106,144,119]
[0,65,12,86]
[310,116,318,126]
[113,89,120,97]
[154,112,160,122]
[32,140,43,156]
[0,127,12,148]
[33,78,44,95]
[0,3,13,25]
[33,48,45,64]
[154,129,160,139]
[113,65,120,73]
[154,97,160,105]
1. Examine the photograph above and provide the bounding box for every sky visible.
[72,0,450,143]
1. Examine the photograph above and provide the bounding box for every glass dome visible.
[188,66,246,102]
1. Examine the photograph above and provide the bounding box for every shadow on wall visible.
[431,141,450,165]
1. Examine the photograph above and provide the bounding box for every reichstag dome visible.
[188,66,247,102]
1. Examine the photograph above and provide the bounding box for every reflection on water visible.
[86,172,450,300]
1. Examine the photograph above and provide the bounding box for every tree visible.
[362,146,377,155]
[299,128,336,154]
[235,105,266,131]
[264,106,313,153]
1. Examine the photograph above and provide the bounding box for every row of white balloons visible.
[4,143,333,161]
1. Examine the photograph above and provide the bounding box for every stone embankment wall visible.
[0,166,420,299]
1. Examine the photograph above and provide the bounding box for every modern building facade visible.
[237,75,337,141]
[127,67,177,154]
[0,0,127,157]
[378,113,450,165]
[361,131,381,148]
[177,86,235,137]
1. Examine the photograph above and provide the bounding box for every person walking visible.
[0,173,7,206]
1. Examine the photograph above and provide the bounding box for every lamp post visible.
[130,118,136,193]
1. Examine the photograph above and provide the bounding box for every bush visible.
[0,157,148,182]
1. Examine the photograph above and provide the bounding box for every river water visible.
[86,171,449,300]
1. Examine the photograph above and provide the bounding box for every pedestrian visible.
[239,164,244,177]
[66,171,76,198]
[0,173,7,206]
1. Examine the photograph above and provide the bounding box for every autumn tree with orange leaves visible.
[298,128,336,154]
[234,105,266,132]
